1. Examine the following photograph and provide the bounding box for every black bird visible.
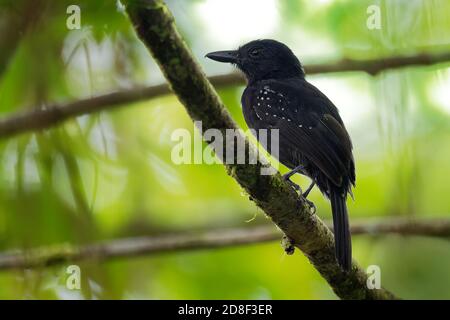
[206,39,355,271]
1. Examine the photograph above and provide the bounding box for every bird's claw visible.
[282,175,302,194]
[303,197,316,214]
[283,175,317,213]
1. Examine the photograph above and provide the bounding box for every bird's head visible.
[206,39,304,83]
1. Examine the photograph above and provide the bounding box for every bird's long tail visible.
[329,185,352,271]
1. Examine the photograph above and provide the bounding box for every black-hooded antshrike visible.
[207,39,355,271]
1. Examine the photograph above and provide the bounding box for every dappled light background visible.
[0,0,450,299]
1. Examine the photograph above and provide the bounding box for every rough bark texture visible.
[123,0,398,300]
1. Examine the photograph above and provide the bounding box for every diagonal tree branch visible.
[0,218,448,271]
[1,53,450,138]
[122,0,397,300]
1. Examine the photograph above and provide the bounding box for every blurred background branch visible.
[0,218,448,271]
[1,52,450,138]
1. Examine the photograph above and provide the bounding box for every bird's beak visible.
[205,50,238,63]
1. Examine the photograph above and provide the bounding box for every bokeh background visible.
[0,0,450,299]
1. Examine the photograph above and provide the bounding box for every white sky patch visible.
[288,29,338,62]
[308,76,375,126]
[316,0,334,5]
[429,68,450,115]
[195,0,278,48]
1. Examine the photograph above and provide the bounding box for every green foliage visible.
[0,0,449,299]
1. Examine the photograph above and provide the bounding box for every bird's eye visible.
[249,48,261,57]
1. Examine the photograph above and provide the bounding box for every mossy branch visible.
[123,0,399,300]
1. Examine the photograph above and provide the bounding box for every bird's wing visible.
[250,80,354,187]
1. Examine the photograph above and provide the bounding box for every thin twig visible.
[0,218,448,271]
[1,52,450,138]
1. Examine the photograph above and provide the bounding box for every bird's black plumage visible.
[207,39,355,271]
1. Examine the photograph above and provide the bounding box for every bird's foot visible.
[282,174,302,194]
[303,197,316,214]
[282,175,316,214]
[281,234,295,255]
